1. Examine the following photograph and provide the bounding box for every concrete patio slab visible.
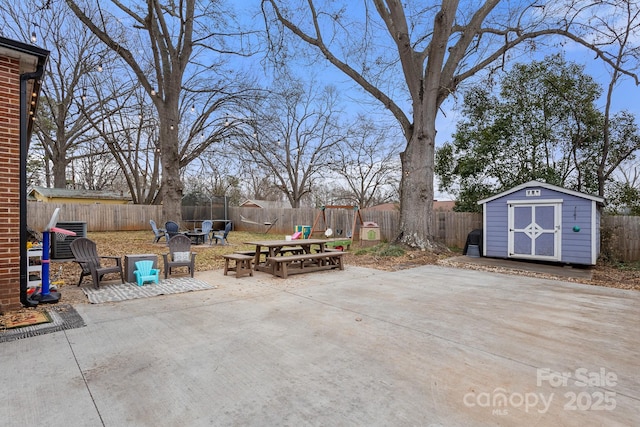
[1,265,638,426]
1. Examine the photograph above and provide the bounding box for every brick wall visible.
[0,55,22,312]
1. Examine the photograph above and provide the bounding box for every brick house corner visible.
[0,37,48,313]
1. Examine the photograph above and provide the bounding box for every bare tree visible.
[330,115,401,208]
[618,161,640,190]
[241,172,285,202]
[0,0,115,188]
[183,151,244,206]
[606,159,640,214]
[65,0,259,221]
[230,81,346,207]
[596,0,640,197]
[82,82,163,204]
[262,0,640,249]
[72,137,123,190]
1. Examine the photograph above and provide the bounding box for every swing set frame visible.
[310,205,364,247]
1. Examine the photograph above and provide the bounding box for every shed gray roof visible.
[476,180,605,205]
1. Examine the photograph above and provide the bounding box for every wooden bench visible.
[235,246,306,264]
[267,251,345,279]
[235,248,269,257]
[281,246,305,256]
[236,246,305,256]
[235,248,271,266]
[222,253,254,278]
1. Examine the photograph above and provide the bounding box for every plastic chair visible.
[163,234,196,278]
[164,220,181,241]
[70,237,124,288]
[133,260,159,286]
[212,221,232,245]
[200,220,213,244]
[150,220,166,243]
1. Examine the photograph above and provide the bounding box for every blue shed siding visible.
[558,193,594,264]
[481,185,599,265]
[595,208,601,257]
[483,200,509,258]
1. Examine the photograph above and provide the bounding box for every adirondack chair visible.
[164,220,181,241]
[150,219,166,243]
[134,260,159,286]
[200,220,213,244]
[162,234,196,279]
[70,237,124,288]
[212,221,232,245]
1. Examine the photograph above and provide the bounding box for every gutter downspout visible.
[20,65,44,307]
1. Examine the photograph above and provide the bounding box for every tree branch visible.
[263,0,412,137]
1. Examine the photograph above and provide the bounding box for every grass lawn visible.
[41,229,640,295]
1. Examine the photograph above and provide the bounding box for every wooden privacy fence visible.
[26,202,640,261]
[229,207,481,249]
[601,215,640,262]
[27,202,164,232]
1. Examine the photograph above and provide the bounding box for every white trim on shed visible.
[477,181,605,265]
[477,180,604,205]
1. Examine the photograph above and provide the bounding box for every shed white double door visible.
[508,201,562,261]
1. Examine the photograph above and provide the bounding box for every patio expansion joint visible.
[62,329,107,427]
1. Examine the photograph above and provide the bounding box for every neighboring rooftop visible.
[28,186,132,204]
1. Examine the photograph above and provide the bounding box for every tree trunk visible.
[53,159,68,188]
[53,105,68,188]
[159,101,183,222]
[397,112,436,249]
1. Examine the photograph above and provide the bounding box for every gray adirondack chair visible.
[70,237,124,288]
[163,234,196,279]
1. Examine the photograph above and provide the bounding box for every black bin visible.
[463,229,483,257]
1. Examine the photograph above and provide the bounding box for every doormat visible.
[1,310,51,329]
[0,304,85,343]
[82,277,216,304]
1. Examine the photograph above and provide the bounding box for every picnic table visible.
[243,238,344,278]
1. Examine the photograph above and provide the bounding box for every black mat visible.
[0,304,85,343]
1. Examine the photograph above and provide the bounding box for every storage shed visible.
[477,181,605,265]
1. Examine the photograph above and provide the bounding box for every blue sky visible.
[247,3,639,145]
[270,46,639,200]
[235,1,640,199]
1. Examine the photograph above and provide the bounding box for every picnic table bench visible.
[234,246,305,257]
[235,246,306,266]
[222,253,254,278]
[267,251,344,279]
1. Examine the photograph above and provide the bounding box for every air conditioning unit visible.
[51,221,87,259]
